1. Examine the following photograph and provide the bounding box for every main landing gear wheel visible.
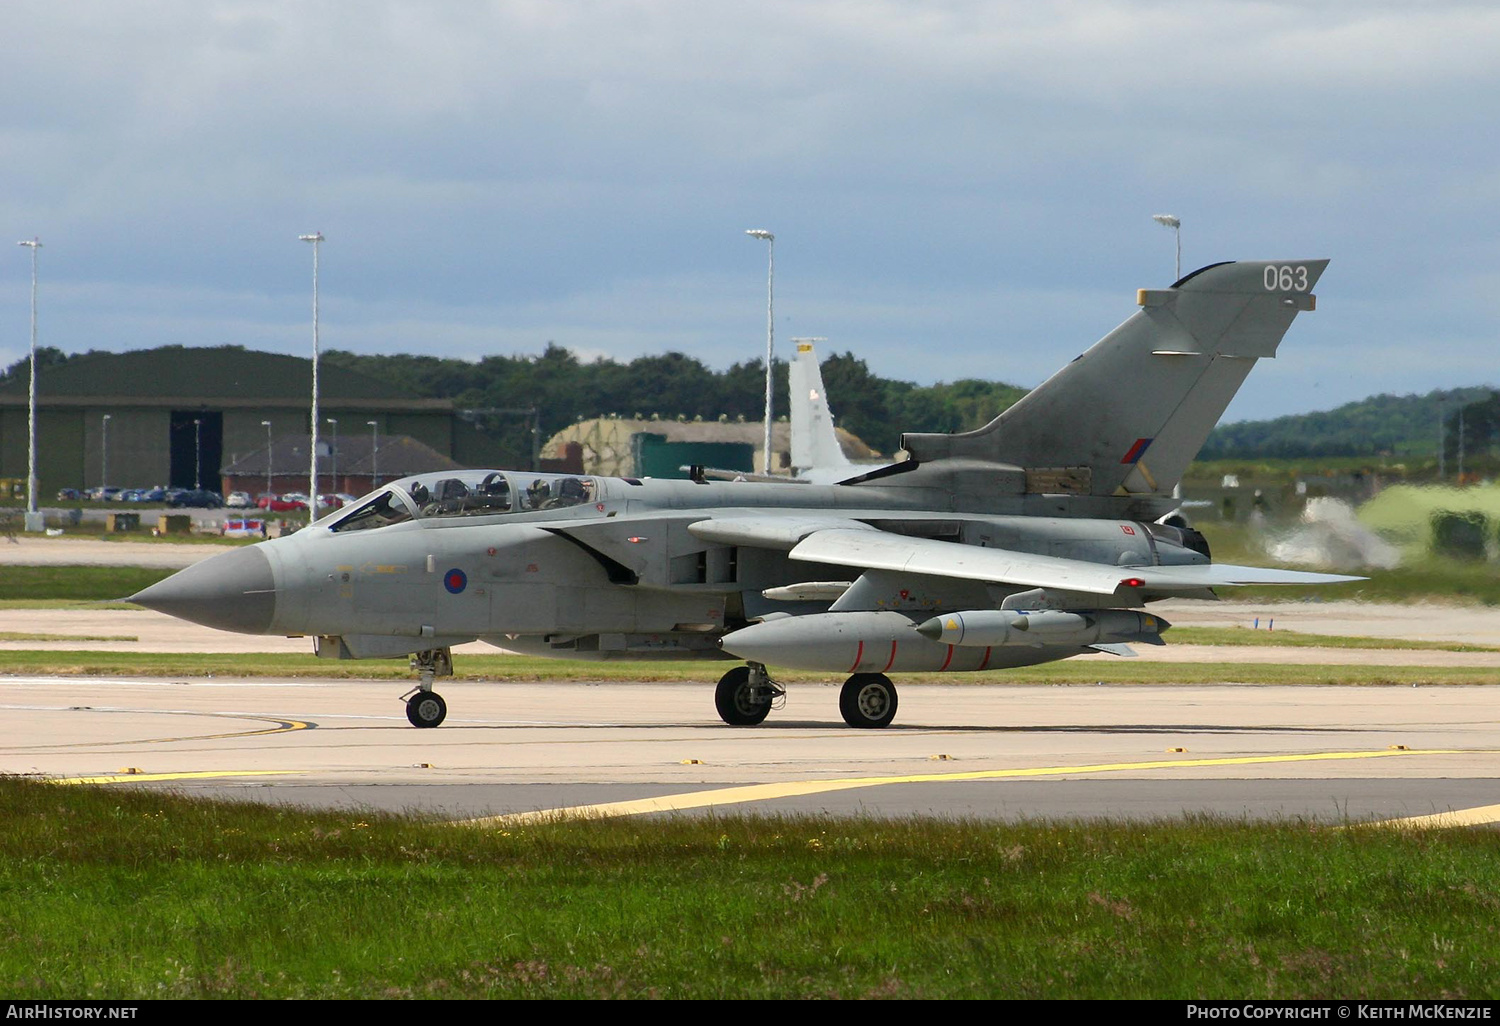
[715,666,772,726]
[840,673,898,729]
[406,690,448,728]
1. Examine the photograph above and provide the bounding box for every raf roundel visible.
[443,568,468,595]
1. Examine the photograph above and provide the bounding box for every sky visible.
[3,1,1498,423]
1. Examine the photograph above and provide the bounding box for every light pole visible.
[17,237,41,529]
[101,414,111,495]
[1152,214,1181,281]
[192,418,202,490]
[299,231,323,522]
[326,417,338,494]
[745,228,775,474]
[1438,399,1446,481]
[261,420,273,498]
[367,420,378,489]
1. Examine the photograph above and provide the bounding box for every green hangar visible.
[0,346,456,498]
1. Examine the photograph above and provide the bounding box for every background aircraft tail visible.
[900,260,1328,497]
[789,340,854,476]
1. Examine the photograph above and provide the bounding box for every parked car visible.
[56,488,81,501]
[168,489,223,509]
[225,491,253,509]
[256,493,303,512]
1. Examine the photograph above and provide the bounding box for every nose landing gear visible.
[715,662,783,726]
[401,647,453,728]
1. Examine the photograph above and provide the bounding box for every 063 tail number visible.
[1264,265,1309,291]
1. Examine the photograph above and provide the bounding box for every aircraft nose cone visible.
[129,545,276,634]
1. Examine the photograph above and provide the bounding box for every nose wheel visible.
[405,690,447,728]
[402,647,454,728]
[715,663,782,726]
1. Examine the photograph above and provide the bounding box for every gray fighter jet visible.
[133,259,1357,729]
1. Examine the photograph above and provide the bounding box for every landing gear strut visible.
[840,673,898,729]
[402,647,453,728]
[715,662,783,726]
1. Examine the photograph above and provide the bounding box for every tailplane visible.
[900,260,1327,497]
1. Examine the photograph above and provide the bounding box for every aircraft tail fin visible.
[901,260,1327,497]
[789,340,854,476]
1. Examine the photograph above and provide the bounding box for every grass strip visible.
[0,632,137,643]
[2,649,1496,686]
[3,777,1498,999]
[0,565,173,602]
[0,600,147,611]
[1169,626,1500,652]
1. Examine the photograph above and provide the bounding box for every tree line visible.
[321,343,1029,458]
[9,344,1497,466]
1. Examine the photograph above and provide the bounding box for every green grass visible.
[1230,567,1500,607]
[0,565,173,602]
[1170,626,1499,652]
[0,632,137,643]
[0,600,148,610]
[2,649,1496,686]
[1196,521,1500,605]
[3,777,1498,999]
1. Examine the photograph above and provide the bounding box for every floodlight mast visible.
[326,417,338,493]
[101,414,111,495]
[367,420,379,487]
[1151,214,1181,281]
[262,420,273,498]
[299,232,323,523]
[17,238,41,526]
[745,229,775,474]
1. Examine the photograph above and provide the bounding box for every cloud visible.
[3,1,1500,420]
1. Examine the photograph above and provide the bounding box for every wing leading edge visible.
[786,528,1362,598]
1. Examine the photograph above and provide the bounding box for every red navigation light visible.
[1119,577,1146,588]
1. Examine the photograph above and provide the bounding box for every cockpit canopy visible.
[328,471,599,533]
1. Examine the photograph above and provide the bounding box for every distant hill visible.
[1199,388,1495,460]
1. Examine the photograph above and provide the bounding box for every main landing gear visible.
[839,673,898,729]
[715,664,900,728]
[402,647,454,728]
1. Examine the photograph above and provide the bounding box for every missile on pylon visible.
[915,609,1170,648]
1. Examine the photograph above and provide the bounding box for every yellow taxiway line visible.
[52,770,305,785]
[1366,803,1500,829]
[462,747,1478,828]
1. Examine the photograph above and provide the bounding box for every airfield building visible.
[0,347,469,498]
[544,415,879,479]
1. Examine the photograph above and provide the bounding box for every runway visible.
[5,674,1499,825]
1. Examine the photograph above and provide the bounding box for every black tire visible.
[715,666,770,726]
[840,673,898,728]
[406,690,447,728]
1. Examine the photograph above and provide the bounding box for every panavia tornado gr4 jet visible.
[133,259,1358,729]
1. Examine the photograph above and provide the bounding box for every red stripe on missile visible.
[882,641,898,673]
[939,644,954,671]
[978,646,992,671]
[849,641,864,673]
